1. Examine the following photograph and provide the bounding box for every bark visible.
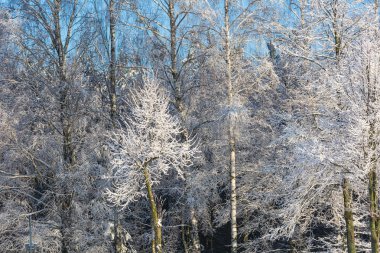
[332,2,342,59]
[299,0,306,29]
[51,1,76,252]
[370,168,379,253]
[190,208,201,252]
[114,209,127,253]
[51,0,75,166]
[108,2,126,252]
[143,165,162,253]
[109,0,117,126]
[367,55,379,252]
[181,215,189,253]
[152,240,156,253]
[224,0,238,252]
[60,189,73,253]
[168,0,185,119]
[343,178,356,253]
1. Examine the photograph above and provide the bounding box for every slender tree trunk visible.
[168,3,201,250]
[370,168,379,253]
[108,4,127,252]
[375,0,379,16]
[52,0,74,166]
[52,1,76,252]
[190,208,201,252]
[113,209,127,253]
[368,125,378,253]
[60,89,74,253]
[343,178,356,253]
[368,71,379,253]
[331,2,342,60]
[224,0,237,252]
[152,240,156,253]
[143,165,162,253]
[60,188,73,253]
[168,0,184,118]
[181,213,189,253]
[109,0,117,126]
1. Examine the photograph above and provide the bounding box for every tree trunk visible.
[108,2,126,252]
[332,3,342,59]
[109,0,117,126]
[224,0,237,252]
[370,168,379,253]
[168,4,201,250]
[190,208,201,252]
[181,214,189,253]
[60,190,73,253]
[368,92,379,253]
[143,165,162,253]
[375,0,379,16]
[113,209,127,253]
[168,0,185,119]
[52,1,76,252]
[343,178,356,253]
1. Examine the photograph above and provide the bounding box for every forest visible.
[1,0,380,252]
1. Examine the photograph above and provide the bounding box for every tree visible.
[121,2,215,250]
[108,0,117,126]
[106,77,198,253]
[217,0,267,251]
[251,2,377,251]
[11,0,117,251]
[340,29,380,253]
[223,1,238,251]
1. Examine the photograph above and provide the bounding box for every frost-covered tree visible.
[338,29,380,253]
[198,1,272,251]
[249,4,379,251]
[106,78,198,253]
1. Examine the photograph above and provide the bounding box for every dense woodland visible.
[2,0,380,252]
